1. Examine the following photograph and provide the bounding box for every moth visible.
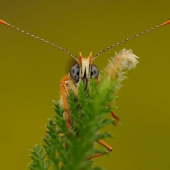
[0,18,169,159]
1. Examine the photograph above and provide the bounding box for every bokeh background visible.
[0,1,170,169]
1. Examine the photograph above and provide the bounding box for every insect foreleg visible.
[61,76,71,132]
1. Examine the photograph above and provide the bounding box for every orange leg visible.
[108,105,119,125]
[87,139,112,160]
[60,78,71,132]
[111,111,120,125]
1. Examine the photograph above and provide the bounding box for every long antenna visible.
[0,19,78,62]
[93,19,170,61]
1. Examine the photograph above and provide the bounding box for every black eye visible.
[91,65,99,79]
[70,63,79,82]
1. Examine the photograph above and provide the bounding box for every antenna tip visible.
[163,19,170,26]
[0,19,7,25]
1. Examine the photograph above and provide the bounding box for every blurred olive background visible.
[0,0,170,170]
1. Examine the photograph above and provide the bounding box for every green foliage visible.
[28,77,116,170]
[28,50,138,170]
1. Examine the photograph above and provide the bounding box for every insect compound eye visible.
[91,65,99,79]
[70,63,79,82]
